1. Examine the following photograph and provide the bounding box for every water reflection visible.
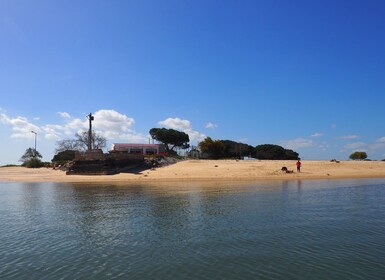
[1,179,385,279]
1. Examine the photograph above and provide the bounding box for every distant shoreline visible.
[1,160,385,183]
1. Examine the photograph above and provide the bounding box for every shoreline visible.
[1,160,385,183]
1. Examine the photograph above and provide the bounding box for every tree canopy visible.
[349,151,367,160]
[254,144,299,160]
[198,138,256,159]
[149,128,190,153]
[20,148,44,168]
[221,140,255,158]
[199,137,225,159]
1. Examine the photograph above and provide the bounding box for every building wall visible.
[111,144,165,155]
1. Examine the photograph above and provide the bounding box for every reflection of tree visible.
[67,184,150,247]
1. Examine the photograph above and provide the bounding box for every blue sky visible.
[1,0,385,165]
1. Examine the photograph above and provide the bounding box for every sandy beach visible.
[1,160,385,183]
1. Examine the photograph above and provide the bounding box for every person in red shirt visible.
[296,159,301,172]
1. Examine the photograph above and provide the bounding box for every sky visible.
[1,0,385,165]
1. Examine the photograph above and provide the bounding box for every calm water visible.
[1,179,385,279]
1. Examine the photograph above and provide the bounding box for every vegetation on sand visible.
[349,151,368,160]
[52,150,77,165]
[198,138,299,160]
[254,144,299,160]
[19,148,44,168]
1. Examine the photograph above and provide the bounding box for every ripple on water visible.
[1,180,385,279]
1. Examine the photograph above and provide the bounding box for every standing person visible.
[296,159,301,173]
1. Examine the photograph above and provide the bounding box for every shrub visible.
[349,151,367,160]
[22,158,44,168]
[52,150,77,165]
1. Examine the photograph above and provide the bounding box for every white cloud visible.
[1,109,147,143]
[338,135,359,140]
[205,122,218,129]
[280,138,314,150]
[53,109,142,141]
[159,117,191,130]
[94,109,135,133]
[58,112,71,119]
[341,139,385,155]
[42,124,64,140]
[310,132,323,138]
[106,132,147,143]
[158,117,206,142]
[367,138,385,150]
[0,113,40,139]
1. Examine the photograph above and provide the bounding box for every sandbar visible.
[1,160,385,183]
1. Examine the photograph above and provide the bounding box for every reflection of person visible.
[296,160,301,172]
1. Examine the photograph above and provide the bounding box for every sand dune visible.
[1,160,385,183]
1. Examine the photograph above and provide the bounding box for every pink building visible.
[110,143,165,155]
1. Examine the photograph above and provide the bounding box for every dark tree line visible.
[254,144,299,160]
[199,138,299,160]
[198,138,256,159]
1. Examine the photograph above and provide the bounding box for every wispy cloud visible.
[338,135,359,140]
[205,122,218,129]
[367,137,385,151]
[158,117,206,142]
[310,132,323,138]
[280,138,314,150]
[341,137,385,156]
[0,113,40,139]
[344,142,367,150]
[58,112,71,119]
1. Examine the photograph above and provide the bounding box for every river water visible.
[1,179,385,279]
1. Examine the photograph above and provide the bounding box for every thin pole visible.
[31,131,37,150]
[87,113,94,151]
[31,131,37,157]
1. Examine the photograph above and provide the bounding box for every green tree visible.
[221,140,255,159]
[55,131,107,153]
[20,148,44,168]
[149,128,190,154]
[255,144,299,160]
[198,137,225,159]
[349,151,367,160]
[284,149,300,160]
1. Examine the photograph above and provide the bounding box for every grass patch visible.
[0,164,21,168]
